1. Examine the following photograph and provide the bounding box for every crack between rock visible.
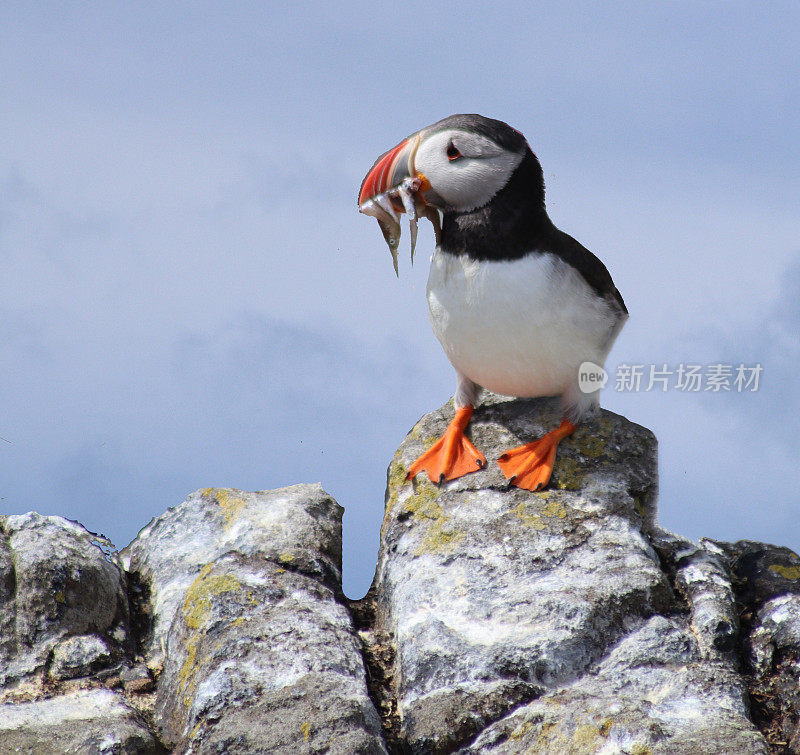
[345,591,397,753]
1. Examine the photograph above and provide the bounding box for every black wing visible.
[548,228,628,316]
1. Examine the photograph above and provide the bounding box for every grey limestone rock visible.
[121,485,345,668]
[120,662,155,694]
[0,688,163,753]
[460,613,765,754]
[748,593,800,751]
[359,395,772,753]
[48,633,115,681]
[715,540,800,751]
[124,484,386,754]
[0,512,130,694]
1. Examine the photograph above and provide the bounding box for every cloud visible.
[689,254,800,452]
[605,255,800,557]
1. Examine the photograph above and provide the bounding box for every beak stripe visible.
[358,139,409,205]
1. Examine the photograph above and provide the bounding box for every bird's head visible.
[358,115,542,274]
[359,114,529,214]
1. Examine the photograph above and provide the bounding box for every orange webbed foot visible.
[406,405,487,484]
[497,419,576,491]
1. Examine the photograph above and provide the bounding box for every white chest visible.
[425,250,618,398]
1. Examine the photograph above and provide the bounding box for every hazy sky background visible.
[1,2,798,597]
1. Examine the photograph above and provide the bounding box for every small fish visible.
[375,193,400,223]
[397,178,428,265]
[382,220,400,277]
[423,205,442,246]
[359,175,429,276]
[361,197,402,276]
[409,218,418,265]
[397,183,417,221]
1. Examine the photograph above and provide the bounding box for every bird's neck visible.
[438,151,552,263]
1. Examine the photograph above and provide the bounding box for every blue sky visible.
[1,3,798,597]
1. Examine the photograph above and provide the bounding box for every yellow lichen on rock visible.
[515,503,546,530]
[531,721,558,752]
[403,478,441,522]
[201,488,249,528]
[573,722,605,750]
[524,718,613,754]
[541,500,568,519]
[384,456,408,518]
[769,563,800,580]
[183,564,241,630]
[179,633,201,705]
[398,479,464,555]
[418,522,465,555]
[189,718,204,740]
[508,719,536,740]
[574,427,608,459]
[554,457,586,490]
[178,566,243,707]
[515,497,569,528]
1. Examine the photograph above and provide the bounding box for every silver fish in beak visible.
[358,134,429,276]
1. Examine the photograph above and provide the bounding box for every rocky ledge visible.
[0,395,798,753]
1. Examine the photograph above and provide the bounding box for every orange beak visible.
[358,134,425,207]
[358,132,440,276]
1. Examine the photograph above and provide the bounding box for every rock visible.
[49,634,115,681]
[747,593,800,751]
[156,555,385,753]
[714,541,800,751]
[0,513,130,695]
[360,395,768,752]
[121,485,344,667]
[456,534,760,754]
[125,485,386,754]
[462,614,765,754]
[0,688,163,753]
[120,663,154,694]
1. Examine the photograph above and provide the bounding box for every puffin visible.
[358,114,627,491]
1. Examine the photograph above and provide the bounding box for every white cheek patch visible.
[415,130,523,213]
[439,153,522,211]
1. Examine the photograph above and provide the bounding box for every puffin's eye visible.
[446,142,462,161]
